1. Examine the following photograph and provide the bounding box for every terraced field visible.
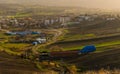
[48,18,120,72]
[49,34,120,51]
[68,48,120,71]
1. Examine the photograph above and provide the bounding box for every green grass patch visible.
[0,32,10,38]
[0,45,21,55]
[36,12,54,16]
[14,13,31,17]
[0,43,29,55]
[96,40,120,48]
[34,62,43,70]
[1,43,29,49]
[4,48,21,55]
[62,33,96,41]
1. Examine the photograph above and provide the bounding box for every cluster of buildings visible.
[5,30,47,45]
[0,16,71,29]
[72,14,119,25]
[0,14,119,30]
[44,16,70,25]
[6,31,40,36]
[74,15,97,22]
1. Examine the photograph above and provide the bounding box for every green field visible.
[0,32,30,55]
[61,33,96,41]
[55,40,120,52]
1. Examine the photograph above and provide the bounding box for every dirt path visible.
[31,28,65,54]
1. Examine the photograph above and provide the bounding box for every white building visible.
[106,18,115,21]
[36,38,47,44]
[44,19,50,25]
[51,19,55,24]
[59,16,70,23]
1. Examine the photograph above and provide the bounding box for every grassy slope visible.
[67,48,120,71]
[48,32,120,71]
[48,19,120,72]
[0,52,58,74]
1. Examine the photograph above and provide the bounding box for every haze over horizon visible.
[1,0,120,10]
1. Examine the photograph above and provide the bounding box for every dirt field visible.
[0,52,37,72]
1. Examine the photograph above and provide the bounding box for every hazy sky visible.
[1,0,120,9]
[41,0,120,9]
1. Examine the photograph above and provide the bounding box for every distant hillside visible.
[0,3,105,16]
[0,0,38,4]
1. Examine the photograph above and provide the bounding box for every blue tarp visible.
[80,45,96,53]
